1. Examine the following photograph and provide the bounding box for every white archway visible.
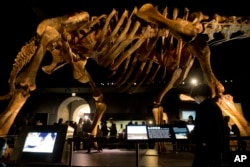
[72,103,91,123]
[56,96,91,124]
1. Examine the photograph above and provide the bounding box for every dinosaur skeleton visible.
[0,3,250,152]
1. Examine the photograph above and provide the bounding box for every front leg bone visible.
[187,35,224,96]
[16,26,60,91]
[0,89,30,136]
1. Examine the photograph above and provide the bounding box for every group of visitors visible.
[74,117,92,151]
[74,116,118,152]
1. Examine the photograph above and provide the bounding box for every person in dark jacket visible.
[222,116,231,160]
[188,83,224,167]
[0,138,7,167]
[100,121,109,137]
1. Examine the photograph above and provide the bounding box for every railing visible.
[1,134,250,166]
[73,135,250,152]
[229,135,250,151]
[2,134,250,152]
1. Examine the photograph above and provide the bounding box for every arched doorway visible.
[56,96,91,124]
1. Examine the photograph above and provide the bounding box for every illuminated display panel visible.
[22,132,57,153]
[180,110,196,121]
[186,124,195,133]
[126,125,148,140]
[11,125,69,163]
[147,125,172,141]
[172,127,189,140]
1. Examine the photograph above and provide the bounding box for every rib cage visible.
[59,7,250,93]
[53,5,250,94]
[63,6,191,93]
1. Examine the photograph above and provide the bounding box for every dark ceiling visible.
[0,0,250,97]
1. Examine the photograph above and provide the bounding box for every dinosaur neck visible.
[202,14,250,44]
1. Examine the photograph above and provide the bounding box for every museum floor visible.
[6,147,249,167]
[71,148,232,167]
[71,148,193,167]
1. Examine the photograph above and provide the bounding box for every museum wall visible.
[14,91,163,125]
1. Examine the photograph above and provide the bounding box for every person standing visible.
[222,116,231,160]
[82,118,92,152]
[108,118,117,138]
[108,118,117,149]
[54,118,63,126]
[100,121,109,137]
[96,125,103,152]
[0,138,7,167]
[75,118,84,150]
[188,83,224,167]
[76,118,84,136]
[187,115,195,124]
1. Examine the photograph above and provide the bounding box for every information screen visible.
[147,125,172,141]
[126,125,174,142]
[186,124,195,133]
[181,110,196,121]
[172,127,188,140]
[126,125,148,140]
[10,125,69,163]
[22,132,57,153]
